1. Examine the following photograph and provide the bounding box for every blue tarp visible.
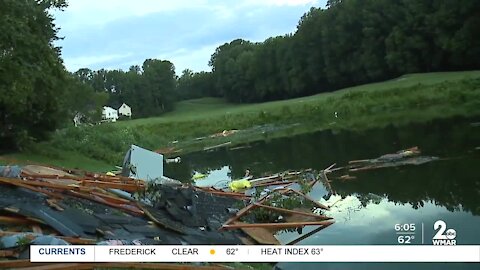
[0,165,22,178]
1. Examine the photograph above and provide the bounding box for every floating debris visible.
[347,146,438,172]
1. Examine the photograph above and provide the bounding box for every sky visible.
[53,0,327,74]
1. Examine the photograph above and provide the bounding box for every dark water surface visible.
[166,116,480,269]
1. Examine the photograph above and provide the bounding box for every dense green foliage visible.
[0,0,106,150]
[205,0,480,102]
[74,59,177,118]
[0,0,68,149]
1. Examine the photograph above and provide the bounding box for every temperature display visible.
[394,223,418,244]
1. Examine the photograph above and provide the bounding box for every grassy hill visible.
[118,70,480,127]
[2,71,480,171]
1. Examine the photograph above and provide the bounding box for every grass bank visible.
[2,71,480,171]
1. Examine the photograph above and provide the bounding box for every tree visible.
[0,0,68,149]
[141,59,177,114]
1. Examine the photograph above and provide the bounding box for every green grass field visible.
[117,70,480,127]
[2,71,480,171]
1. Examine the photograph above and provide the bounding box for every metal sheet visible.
[122,145,164,181]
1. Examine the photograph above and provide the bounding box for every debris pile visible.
[0,146,337,268]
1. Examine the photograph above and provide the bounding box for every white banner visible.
[30,245,480,262]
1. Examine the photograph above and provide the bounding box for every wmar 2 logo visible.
[432,220,457,245]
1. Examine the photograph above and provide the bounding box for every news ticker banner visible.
[30,245,480,263]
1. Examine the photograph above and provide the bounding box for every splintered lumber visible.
[253,203,332,220]
[46,199,64,211]
[136,203,185,234]
[286,221,335,245]
[219,187,297,231]
[194,187,250,198]
[253,181,294,187]
[0,177,87,192]
[250,174,282,185]
[0,231,96,244]
[0,177,63,199]
[222,221,334,230]
[219,195,272,231]
[80,180,144,192]
[89,191,132,204]
[288,189,330,210]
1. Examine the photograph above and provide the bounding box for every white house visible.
[73,112,84,127]
[102,106,118,122]
[118,103,132,118]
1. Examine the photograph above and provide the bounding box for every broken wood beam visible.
[253,181,294,187]
[253,203,332,220]
[80,180,144,192]
[219,202,259,231]
[222,221,334,230]
[0,177,63,199]
[286,221,335,245]
[288,189,330,210]
[194,188,250,198]
[249,174,282,184]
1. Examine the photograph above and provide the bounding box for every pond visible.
[166,116,480,269]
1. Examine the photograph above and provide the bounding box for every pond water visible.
[166,116,480,269]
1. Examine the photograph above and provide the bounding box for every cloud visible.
[63,53,133,72]
[54,0,327,73]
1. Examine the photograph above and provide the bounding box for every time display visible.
[395,223,416,232]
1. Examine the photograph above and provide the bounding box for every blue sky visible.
[53,0,327,74]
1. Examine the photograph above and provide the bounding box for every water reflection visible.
[167,116,480,217]
[167,116,480,269]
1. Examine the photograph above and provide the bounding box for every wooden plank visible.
[249,174,281,184]
[253,181,294,187]
[0,177,63,199]
[80,180,144,192]
[233,221,280,245]
[222,221,334,229]
[136,203,185,234]
[286,221,334,245]
[46,199,64,211]
[32,225,43,234]
[89,191,132,204]
[194,188,250,199]
[219,201,260,231]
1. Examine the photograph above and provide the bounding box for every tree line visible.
[205,0,480,102]
[2,0,479,149]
